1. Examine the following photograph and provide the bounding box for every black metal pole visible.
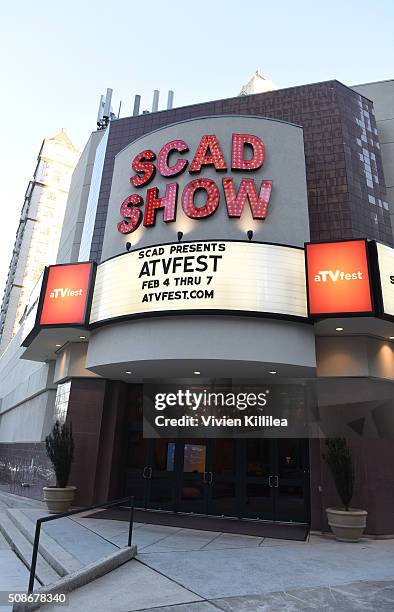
[28,521,41,593]
[128,497,134,546]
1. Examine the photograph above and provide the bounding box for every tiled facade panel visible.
[90,80,392,262]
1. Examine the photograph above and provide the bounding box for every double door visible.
[125,436,309,523]
[241,439,309,523]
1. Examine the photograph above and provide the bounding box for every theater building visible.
[0,78,394,537]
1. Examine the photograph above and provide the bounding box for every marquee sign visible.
[89,240,308,324]
[117,133,273,235]
[20,239,394,350]
[376,242,394,319]
[305,240,373,316]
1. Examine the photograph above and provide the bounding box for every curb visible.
[12,545,137,612]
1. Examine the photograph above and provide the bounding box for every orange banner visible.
[40,263,92,325]
[306,240,373,315]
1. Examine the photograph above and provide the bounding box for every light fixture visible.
[336,327,344,332]
[79,336,86,340]
[269,371,277,375]
[125,371,132,375]
[247,230,254,241]
[389,337,394,340]
[177,231,183,242]
[126,242,131,252]
[55,344,61,348]
[193,371,201,375]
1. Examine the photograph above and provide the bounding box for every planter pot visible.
[43,486,76,514]
[326,507,368,542]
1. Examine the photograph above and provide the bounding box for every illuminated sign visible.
[376,242,394,318]
[305,240,373,316]
[89,240,307,324]
[40,263,93,326]
[117,133,273,234]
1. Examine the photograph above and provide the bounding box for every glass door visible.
[272,439,310,523]
[206,439,237,517]
[178,440,209,513]
[125,433,149,508]
[241,439,275,520]
[145,439,178,511]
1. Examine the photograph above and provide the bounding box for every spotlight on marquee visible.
[177,231,183,242]
[247,230,254,241]
[126,242,131,252]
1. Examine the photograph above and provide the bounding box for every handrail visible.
[28,495,134,593]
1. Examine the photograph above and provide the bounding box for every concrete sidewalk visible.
[1,492,394,610]
[38,516,394,611]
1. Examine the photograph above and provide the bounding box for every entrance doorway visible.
[125,437,310,524]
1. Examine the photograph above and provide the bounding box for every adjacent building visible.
[0,130,79,353]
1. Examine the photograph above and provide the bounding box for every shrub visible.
[323,438,354,511]
[45,420,74,488]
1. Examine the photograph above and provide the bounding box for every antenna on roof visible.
[97,88,114,130]
[152,90,160,113]
[131,89,175,117]
[133,95,141,116]
[167,90,174,110]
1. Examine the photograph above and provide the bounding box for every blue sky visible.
[1,0,393,295]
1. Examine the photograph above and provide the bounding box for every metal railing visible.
[28,495,134,593]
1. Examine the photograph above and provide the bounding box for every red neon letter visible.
[182,179,220,219]
[143,183,178,227]
[157,140,189,177]
[117,194,143,234]
[130,149,156,187]
[189,135,227,173]
[222,178,272,219]
[231,134,265,170]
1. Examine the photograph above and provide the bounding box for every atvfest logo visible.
[40,263,92,326]
[117,133,273,235]
[49,288,83,299]
[313,270,364,283]
[306,241,373,315]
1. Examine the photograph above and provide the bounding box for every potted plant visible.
[323,438,367,542]
[43,420,76,513]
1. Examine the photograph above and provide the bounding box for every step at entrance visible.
[89,507,310,541]
[0,511,61,586]
[6,509,83,576]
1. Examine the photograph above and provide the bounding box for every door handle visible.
[208,471,213,485]
[147,467,153,479]
[203,471,208,484]
[142,466,148,478]
[268,475,272,488]
[274,475,279,488]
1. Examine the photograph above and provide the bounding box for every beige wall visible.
[316,335,394,380]
[54,342,100,384]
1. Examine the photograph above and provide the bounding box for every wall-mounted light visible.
[177,231,183,242]
[125,371,132,374]
[193,371,201,375]
[126,242,131,252]
[79,336,86,340]
[269,371,277,375]
[336,327,344,332]
[247,230,253,241]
